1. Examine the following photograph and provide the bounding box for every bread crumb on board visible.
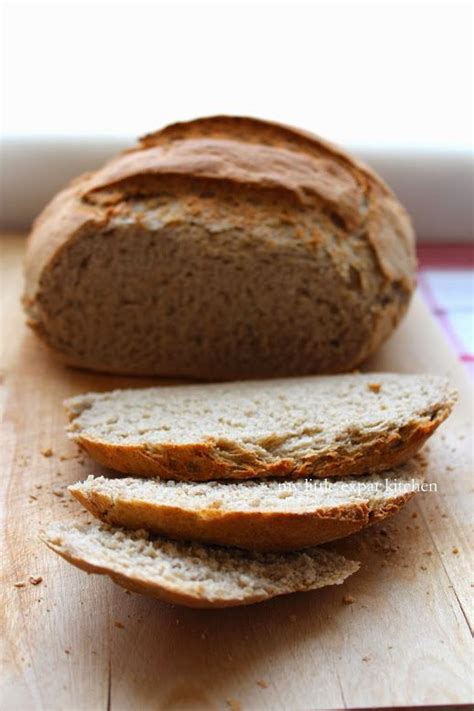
[226,699,241,711]
[41,448,54,458]
[14,581,26,588]
[29,575,43,585]
[342,594,355,605]
[452,547,460,555]
[256,679,269,689]
[114,621,125,629]
[367,382,381,393]
[362,655,371,662]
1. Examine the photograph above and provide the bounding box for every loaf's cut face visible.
[65,373,456,481]
[23,116,416,378]
[42,521,359,607]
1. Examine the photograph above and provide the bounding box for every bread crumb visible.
[367,382,381,393]
[226,699,241,711]
[14,581,26,588]
[362,655,370,662]
[64,649,70,655]
[52,488,65,497]
[41,448,53,457]
[29,575,43,585]
[420,565,427,571]
[342,594,355,605]
[411,511,418,519]
[114,621,124,629]
[35,484,42,490]
[256,679,269,689]
[379,528,388,536]
[452,547,460,555]
[29,495,38,501]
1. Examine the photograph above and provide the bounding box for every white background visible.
[2,0,473,148]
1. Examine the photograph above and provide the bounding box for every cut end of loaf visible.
[24,114,416,379]
[41,521,360,608]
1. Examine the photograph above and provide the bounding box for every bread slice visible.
[70,459,424,552]
[65,373,456,481]
[42,521,359,608]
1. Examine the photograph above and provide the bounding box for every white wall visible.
[1,1,473,237]
[2,1,472,148]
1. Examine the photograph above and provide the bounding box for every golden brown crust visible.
[71,403,451,482]
[139,114,390,191]
[70,485,415,553]
[139,114,416,286]
[84,138,364,229]
[24,114,415,327]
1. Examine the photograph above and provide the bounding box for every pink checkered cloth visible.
[417,244,474,377]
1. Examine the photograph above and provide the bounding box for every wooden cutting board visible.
[1,234,472,710]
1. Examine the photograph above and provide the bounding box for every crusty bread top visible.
[71,458,424,515]
[42,521,359,608]
[23,115,415,309]
[65,373,455,481]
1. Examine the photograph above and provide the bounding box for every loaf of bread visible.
[69,458,424,552]
[65,373,455,481]
[42,521,359,608]
[23,115,416,379]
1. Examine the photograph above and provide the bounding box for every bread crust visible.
[42,532,359,608]
[25,115,416,296]
[70,402,451,482]
[23,115,416,378]
[70,485,416,553]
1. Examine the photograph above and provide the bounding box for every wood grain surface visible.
[1,234,472,710]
